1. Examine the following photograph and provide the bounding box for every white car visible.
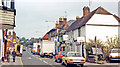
[61,52,85,67]
[109,48,120,62]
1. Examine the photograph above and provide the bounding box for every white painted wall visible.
[86,14,119,25]
[73,29,78,40]
[86,14,119,42]
[80,26,86,37]
[0,30,3,59]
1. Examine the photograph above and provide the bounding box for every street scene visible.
[0,0,120,67]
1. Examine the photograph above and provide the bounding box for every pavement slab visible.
[1,56,23,67]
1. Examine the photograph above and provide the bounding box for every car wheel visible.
[66,63,70,67]
[109,60,112,63]
[61,61,64,65]
[57,59,60,63]
[54,59,57,62]
[81,64,84,67]
[65,60,68,66]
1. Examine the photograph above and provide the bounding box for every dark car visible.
[54,51,67,63]
[23,48,26,51]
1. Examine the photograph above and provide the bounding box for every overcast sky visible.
[14,0,120,39]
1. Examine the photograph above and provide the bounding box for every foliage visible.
[106,35,119,49]
[85,39,104,50]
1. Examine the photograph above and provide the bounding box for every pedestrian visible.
[12,49,16,62]
[6,48,11,63]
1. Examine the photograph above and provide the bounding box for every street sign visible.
[92,47,103,54]
[63,35,68,41]
[13,39,16,43]
[95,36,96,42]
[77,37,85,42]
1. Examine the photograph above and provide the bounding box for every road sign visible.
[63,35,68,41]
[95,36,96,42]
[77,37,85,42]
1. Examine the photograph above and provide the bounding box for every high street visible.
[20,48,120,67]
[0,47,120,67]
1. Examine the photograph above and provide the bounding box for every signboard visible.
[63,35,68,41]
[92,47,103,54]
[13,39,16,43]
[15,44,17,51]
[77,37,85,42]
[0,10,15,29]
[65,40,70,44]
[20,45,23,53]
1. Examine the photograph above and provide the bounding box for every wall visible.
[0,30,3,59]
[86,14,119,42]
[73,29,78,40]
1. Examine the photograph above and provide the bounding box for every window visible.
[78,28,81,37]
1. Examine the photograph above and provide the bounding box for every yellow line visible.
[20,57,24,67]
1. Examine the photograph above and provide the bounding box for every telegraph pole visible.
[95,36,97,63]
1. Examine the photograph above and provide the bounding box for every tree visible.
[106,35,119,49]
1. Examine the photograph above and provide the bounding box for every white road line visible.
[43,61,48,64]
[27,49,53,66]
[28,57,32,59]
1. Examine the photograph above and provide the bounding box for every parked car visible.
[61,52,85,67]
[23,48,26,51]
[54,51,67,63]
[109,48,120,62]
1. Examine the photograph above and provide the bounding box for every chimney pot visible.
[76,16,80,20]
[83,6,90,17]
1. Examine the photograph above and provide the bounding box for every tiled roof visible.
[42,34,48,40]
[66,6,120,32]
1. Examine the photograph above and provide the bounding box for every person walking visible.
[6,48,11,63]
[12,49,16,62]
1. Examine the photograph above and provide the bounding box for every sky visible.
[14,0,120,39]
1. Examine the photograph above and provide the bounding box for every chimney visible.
[76,16,80,20]
[63,17,67,24]
[11,0,15,9]
[56,21,59,28]
[59,17,64,25]
[83,6,90,17]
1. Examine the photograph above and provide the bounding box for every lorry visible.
[40,40,55,58]
[32,43,40,55]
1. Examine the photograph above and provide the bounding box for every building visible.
[66,6,120,58]
[0,0,16,60]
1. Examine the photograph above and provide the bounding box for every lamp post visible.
[95,36,97,63]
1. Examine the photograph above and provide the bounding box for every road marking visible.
[27,49,54,66]
[43,61,48,64]
[28,57,32,59]
[20,57,24,67]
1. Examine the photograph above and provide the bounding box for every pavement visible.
[1,56,23,67]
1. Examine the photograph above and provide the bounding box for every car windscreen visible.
[61,52,66,56]
[112,49,120,53]
[68,53,81,57]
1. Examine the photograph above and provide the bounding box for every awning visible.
[61,44,66,47]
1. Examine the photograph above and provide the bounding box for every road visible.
[21,48,120,67]
[21,48,64,67]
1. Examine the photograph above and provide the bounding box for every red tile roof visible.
[42,34,48,40]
